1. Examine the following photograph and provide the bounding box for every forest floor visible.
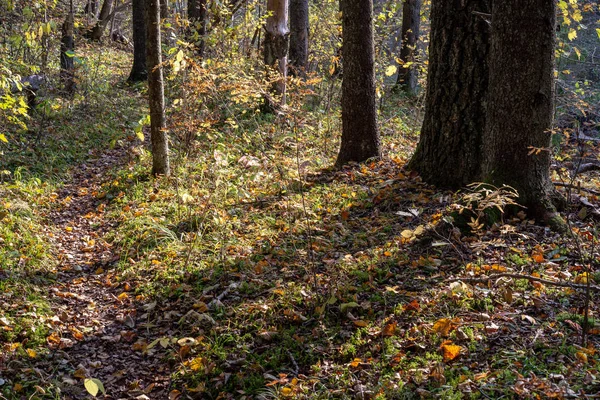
[2,43,600,400]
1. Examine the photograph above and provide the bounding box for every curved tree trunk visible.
[88,0,114,40]
[289,0,309,77]
[335,0,380,166]
[146,0,170,176]
[407,0,491,188]
[128,0,147,82]
[188,0,208,56]
[482,0,564,228]
[395,0,420,95]
[263,0,289,111]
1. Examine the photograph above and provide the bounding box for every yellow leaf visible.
[576,351,588,363]
[26,348,37,358]
[433,318,452,337]
[401,229,413,239]
[117,292,129,301]
[13,383,23,392]
[441,343,461,362]
[0,133,7,143]
[135,129,145,141]
[385,65,397,77]
[188,357,204,371]
[353,320,368,327]
[281,387,293,397]
[568,28,577,41]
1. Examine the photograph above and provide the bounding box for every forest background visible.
[1,0,600,398]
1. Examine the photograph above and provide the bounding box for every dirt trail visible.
[42,148,172,399]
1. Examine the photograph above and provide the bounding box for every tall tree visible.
[407,0,491,188]
[60,0,76,94]
[263,0,289,111]
[482,0,564,227]
[128,0,147,82]
[146,0,170,176]
[289,0,309,76]
[335,0,380,166]
[188,0,208,56]
[395,0,420,95]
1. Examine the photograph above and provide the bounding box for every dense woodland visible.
[1,0,600,398]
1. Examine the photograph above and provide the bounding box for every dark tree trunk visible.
[289,0,309,76]
[88,0,114,40]
[188,0,208,56]
[60,2,76,94]
[84,0,99,17]
[335,0,380,166]
[160,0,169,17]
[482,0,564,228]
[146,0,170,176]
[395,0,420,95]
[128,0,147,82]
[263,0,289,111]
[407,0,491,188]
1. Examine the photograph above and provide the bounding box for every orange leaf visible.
[350,358,361,368]
[433,318,453,337]
[441,343,461,362]
[353,320,368,327]
[382,322,397,337]
[404,299,420,312]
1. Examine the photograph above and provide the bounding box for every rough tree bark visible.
[289,0,309,77]
[395,0,420,95]
[128,0,147,82]
[188,0,208,56]
[146,0,170,176]
[335,0,380,166]
[407,0,491,188]
[60,1,76,94]
[263,0,289,111]
[482,0,564,229]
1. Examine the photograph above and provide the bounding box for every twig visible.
[208,282,239,309]
[286,350,299,377]
[447,273,600,292]
[554,182,600,196]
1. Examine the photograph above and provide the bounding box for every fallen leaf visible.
[441,343,461,362]
[433,318,453,337]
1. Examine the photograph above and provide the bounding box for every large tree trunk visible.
[128,0,147,82]
[407,0,491,188]
[88,0,114,40]
[188,0,208,56]
[335,0,380,166]
[289,0,309,76]
[395,0,420,95]
[263,0,289,111]
[146,0,170,176]
[482,0,564,228]
[60,1,76,94]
